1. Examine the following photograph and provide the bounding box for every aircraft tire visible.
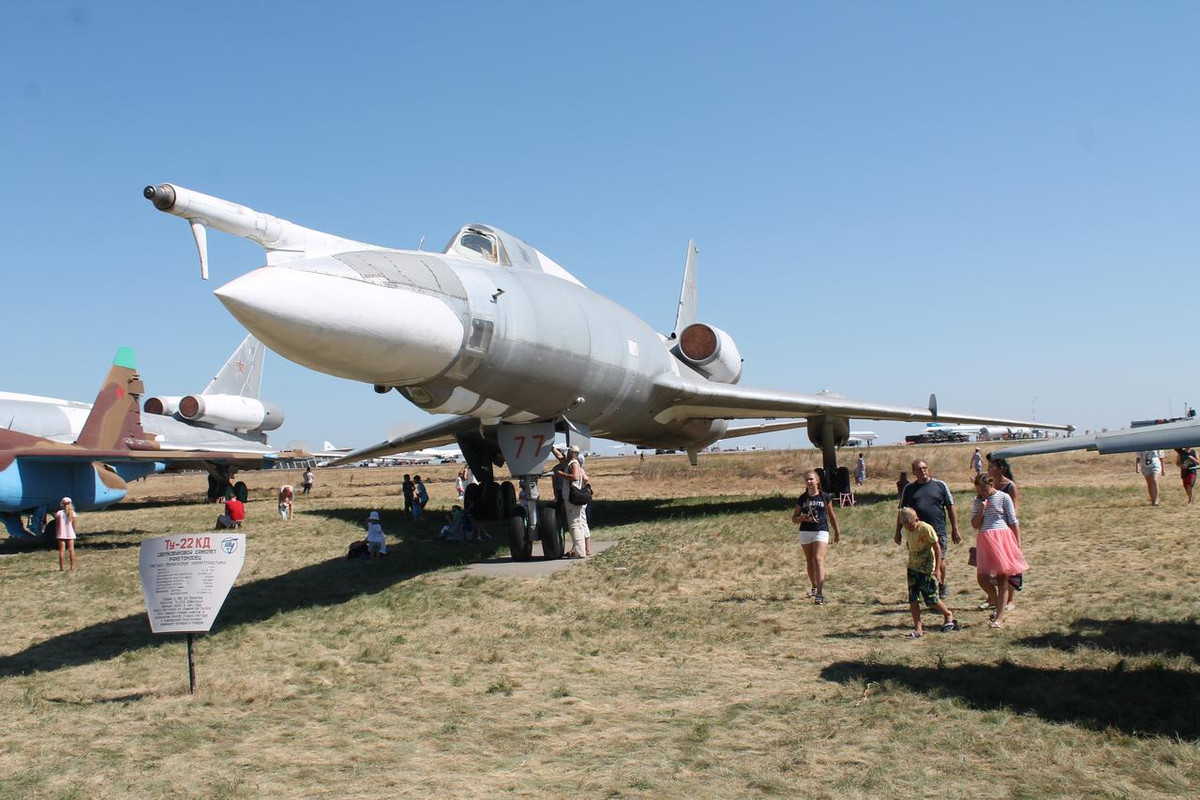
[507,512,533,562]
[463,482,482,514]
[538,506,563,560]
[42,517,58,548]
[483,481,505,521]
[500,481,517,519]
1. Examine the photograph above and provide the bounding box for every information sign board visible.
[138,533,246,634]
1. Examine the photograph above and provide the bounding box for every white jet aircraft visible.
[146,183,1070,560]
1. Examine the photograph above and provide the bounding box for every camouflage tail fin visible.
[75,347,147,450]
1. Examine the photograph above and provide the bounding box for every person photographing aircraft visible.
[555,445,590,558]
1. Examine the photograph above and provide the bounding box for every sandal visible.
[941,620,960,632]
[988,620,1004,629]
[909,630,924,639]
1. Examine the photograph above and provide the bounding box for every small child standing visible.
[898,508,959,638]
[365,511,387,558]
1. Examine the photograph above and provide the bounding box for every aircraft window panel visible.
[459,233,497,262]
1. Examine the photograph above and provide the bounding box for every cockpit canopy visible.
[443,224,582,286]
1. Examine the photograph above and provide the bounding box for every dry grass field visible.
[1,443,1197,798]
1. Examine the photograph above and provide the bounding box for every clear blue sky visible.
[3,2,1198,453]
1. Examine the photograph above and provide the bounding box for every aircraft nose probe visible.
[143,184,176,211]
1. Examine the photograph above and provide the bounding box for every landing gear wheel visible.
[463,482,481,514]
[480,481,504,521]
[500,481,517,519]
[42,517,58,548]
[507,510,533,562]
[538,506,563,560]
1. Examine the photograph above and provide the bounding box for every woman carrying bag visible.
[556,444,591,558]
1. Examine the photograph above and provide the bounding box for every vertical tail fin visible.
[203,334,265,397]
[672,240,699,338]
[75,348,146,450]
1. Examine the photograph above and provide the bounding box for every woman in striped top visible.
[970,474,1028,629]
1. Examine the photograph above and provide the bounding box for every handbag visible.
[569,481,593,505]
[967,546,977,567]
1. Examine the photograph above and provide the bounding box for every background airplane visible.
[844,432,878,448]
[146,182,1069,559]
[0,335,281,455]
[0,349,269,540]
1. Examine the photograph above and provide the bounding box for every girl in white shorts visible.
[791,471,841,604]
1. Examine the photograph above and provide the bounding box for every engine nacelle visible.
[806,415,851,449]
[673,323,743,384]
[178,394,284,433]
[144,396,183,416]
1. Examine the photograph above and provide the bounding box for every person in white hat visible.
[365,511,387,558]
[554,444,591,558]
[55,497,77,571]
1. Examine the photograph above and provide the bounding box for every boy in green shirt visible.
[898,508,959,638]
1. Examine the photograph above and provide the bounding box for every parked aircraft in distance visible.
[146,182,1070,560]
[0,349,269,540]
[844,431,878,447]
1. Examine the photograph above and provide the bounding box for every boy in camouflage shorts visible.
[898,508,959,638]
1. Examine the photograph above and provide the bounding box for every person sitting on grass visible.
[215,496,245,529]
[897,507,959,638]
[439,506,466,540]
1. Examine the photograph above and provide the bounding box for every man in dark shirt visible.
[894,459,960,599]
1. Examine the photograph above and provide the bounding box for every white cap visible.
[569,445,580,453]
[61,497,72,505]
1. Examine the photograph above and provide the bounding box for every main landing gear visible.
[456,422,569,562]
[503,476,564,562]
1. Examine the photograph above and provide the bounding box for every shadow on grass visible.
[0,505,503,679]
[821,659,1200,739]
[836,491,899,508]
[1018,618,1200,662]
[593,495,795,527]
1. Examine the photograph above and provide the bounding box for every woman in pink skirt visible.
[970,474,1027,628]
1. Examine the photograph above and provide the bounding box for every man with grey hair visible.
[895,459,960,600]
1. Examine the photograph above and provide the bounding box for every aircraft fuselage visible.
[215,249,727,450]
